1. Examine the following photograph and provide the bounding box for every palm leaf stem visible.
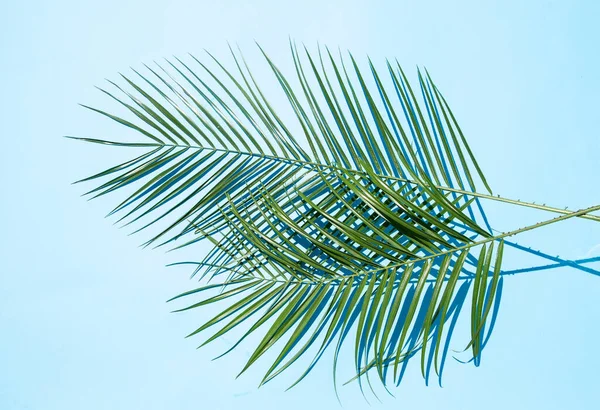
[182,203,600,286]
[68,136,600,224]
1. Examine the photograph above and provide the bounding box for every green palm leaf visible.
[70,42,600,393]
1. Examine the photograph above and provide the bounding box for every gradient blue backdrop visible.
[2,1,599,409]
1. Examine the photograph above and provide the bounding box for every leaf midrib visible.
[72,136,600,224]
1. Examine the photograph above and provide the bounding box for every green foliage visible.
[70,43,600,394]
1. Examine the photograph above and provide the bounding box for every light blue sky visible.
[2,1,600,409]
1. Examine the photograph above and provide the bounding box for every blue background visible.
[2,1,600,409]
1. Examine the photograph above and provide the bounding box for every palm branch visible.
[69,42,600,395]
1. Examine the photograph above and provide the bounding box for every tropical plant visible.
[69,42,600,396]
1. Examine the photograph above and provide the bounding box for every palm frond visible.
[70,42,600,393]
